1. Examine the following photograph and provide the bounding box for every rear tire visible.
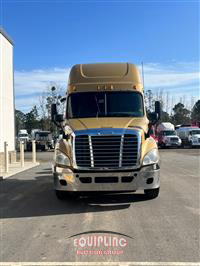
[144,188,159,199]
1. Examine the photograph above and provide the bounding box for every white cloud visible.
[15,67,70,96]
[140,62,199,89]
[14,62,200,112]
[15,97,38,113]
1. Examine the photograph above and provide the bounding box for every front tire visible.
[161,142,166,149]
[55,190,67,200]
[55,190,79,200]
[144,188,160,199]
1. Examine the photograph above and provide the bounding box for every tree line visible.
[15,85,64,135]
[144,89,200,125]
[15,87,200,136]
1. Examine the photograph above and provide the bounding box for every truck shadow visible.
[0,168,149,219]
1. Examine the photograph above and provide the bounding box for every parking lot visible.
[1,148,199,263]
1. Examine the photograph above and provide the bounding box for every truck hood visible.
[67,117,149,133]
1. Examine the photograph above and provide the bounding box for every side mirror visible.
[51,104,64,125]
[155,101,161,120]
[148,112,158,125]
[51,104,57,122]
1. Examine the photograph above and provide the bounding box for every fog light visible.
[60,179,67,186]
[146,178,154,184]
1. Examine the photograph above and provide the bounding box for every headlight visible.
[55,150,70,167]
[164,137,169,143]
[143,148,159,166]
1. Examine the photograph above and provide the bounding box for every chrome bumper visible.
[191,142,200,146]
[53,165,160,192]
[165,142,181,146]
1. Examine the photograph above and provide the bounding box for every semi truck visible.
[51,63,161,200]
[16,129,29,151]
[27,129,54,151]
[18,129,29,141]
[157,122,182,148]
[176,127,200,147]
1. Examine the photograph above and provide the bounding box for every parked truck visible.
[27,129,54,151]
[157,122,181,148]
[51,63,161,200]
[17,129,29,151]
[18,129,29,141]
[176,127,200,147]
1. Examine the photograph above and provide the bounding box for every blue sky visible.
[0,0,199,112]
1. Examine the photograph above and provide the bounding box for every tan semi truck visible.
[51,63,161,200]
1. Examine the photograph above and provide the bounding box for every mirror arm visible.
[52,119,62,129]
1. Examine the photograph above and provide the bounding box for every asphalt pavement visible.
[1,149,199,264]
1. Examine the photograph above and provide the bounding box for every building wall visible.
[0,33,15,153]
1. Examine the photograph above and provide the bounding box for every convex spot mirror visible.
[155,101,161,120]
[51,103,57,122]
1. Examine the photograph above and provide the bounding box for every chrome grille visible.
[170,137,179,142]
[92,135,121,168]
[75,133,139,168]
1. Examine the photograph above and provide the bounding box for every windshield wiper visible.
[95,96,101,118]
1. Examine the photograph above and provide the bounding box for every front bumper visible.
[191,142,200,146]
[165,142,181,147]
[53,164,160,192]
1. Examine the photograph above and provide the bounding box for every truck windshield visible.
[35,132,52,140]
[19,134,28,137]
[190,130,200,135]
[149,129,155,135]
[67,91,144,118]
[37,133,49,137]
[163,131,176,136]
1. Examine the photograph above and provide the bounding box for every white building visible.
[0,28,15,164]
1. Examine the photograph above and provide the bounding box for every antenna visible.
[141,61,145,91]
